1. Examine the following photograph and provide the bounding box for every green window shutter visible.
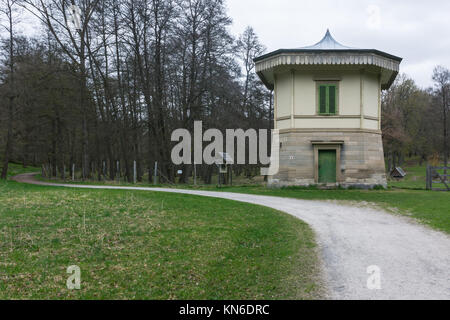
[319,85,327,114]
[328,85,336,114]
[318,84,337,115]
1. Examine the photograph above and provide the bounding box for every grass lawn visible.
[3,162,448,299]
[388,163,427,189]
[40,172,450,235]
[388,162,450,191]
[198,185,450,234]
[2,163,41,178]
[0,177,323,299]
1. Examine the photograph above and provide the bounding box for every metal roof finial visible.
[299,29,354,50]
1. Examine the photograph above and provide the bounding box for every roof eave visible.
[382,70,399,90]
[254,49,403,63]
[257,71,274,91]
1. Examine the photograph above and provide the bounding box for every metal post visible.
[72,163,75,181]
[218,165,221,187]
[117,161,120,182]
[154,161,158,185]
[194,164,197,185]
[133,160,137,184]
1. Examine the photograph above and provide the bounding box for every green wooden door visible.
[318,150,336,183]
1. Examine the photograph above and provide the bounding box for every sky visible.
[225,0,450,88]
[5,0,449,88]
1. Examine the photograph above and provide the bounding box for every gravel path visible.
[13,173,450,300]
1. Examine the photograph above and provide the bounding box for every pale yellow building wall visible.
[295,118,360,129]
[363,119,379,130]
[363,72,380,118]
[275,68,381,130]
[339,72,361,115]
[294,73,316,115]
[277,119,291,130]
[276,72,292,118]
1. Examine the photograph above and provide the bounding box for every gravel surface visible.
[13,173,450,300]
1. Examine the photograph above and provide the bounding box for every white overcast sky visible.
[226,0,450,88]
[8,0,449,88]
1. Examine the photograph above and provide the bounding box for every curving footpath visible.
[13,173,450,300]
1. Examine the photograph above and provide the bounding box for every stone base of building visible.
[268,130,387,188]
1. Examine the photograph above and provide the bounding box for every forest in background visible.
[0,0,448,183]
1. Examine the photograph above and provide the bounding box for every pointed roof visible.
[254,29,401,62]
[253,29,403,91]
[299,29,354,50]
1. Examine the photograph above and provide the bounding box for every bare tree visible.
[2,0,274,184]
[432,66,450,167]
[237,26,265,115]
[21,0,101,179]
[0,0,19,179]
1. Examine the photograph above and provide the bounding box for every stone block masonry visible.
[269,130,387,188]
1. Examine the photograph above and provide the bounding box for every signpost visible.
[216,152,233,187]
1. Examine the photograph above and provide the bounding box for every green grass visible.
[388,164,427,189]
[4,165,450,299]
[38,162,450,234]
[196,185,450,234]
[0,180,323,300]
[387,161,449,190]
[1,162,40,178]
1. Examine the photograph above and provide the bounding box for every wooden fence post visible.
[117,161,120,182]
[154,162,158,185]
[218,165,221,187]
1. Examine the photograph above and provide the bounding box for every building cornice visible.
[255,52,400,74]
[276,115,379,121]
[254,49,402,64]
[255,51,401,90]
[278,128,382,135]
